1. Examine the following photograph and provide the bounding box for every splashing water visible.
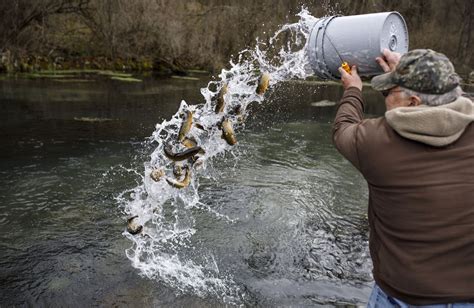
[119,9,322,304]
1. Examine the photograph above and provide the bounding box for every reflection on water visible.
[0,76,208,140]
[0,78,386,306]
[195,121,372,306]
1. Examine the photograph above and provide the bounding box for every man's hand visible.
[339,65,362,91]
[376,48,401,72]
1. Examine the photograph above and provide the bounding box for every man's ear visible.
[409,95,422,107]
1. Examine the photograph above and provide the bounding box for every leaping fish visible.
[178,110,193,141]
[256,72,270,95]
[182,136,197,149]
[172,163,184,177]
[150,169,165,182]
[166,167,191,189]
[221,118,237,145]
[164,145,202,161]
[127,215,143,235]
[215,84,228,114]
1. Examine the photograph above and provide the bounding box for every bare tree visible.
[456,0,473,63]
[0,0,90,50]
[0,0,472,75]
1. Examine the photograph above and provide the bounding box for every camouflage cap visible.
[371,49,460,94]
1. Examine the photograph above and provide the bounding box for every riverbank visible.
[1,52,473,85]
[0,68,211,83]
[0,52,213,76]
[1,69,473,93]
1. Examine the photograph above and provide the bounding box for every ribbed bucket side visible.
[307,12,409,79]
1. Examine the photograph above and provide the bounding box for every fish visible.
[232,104,246,123]
[194,123,206,131]
[192,157,204,169]
[127,215,143,235]
[182,136,197,148]
[164,145,202,161]
[234,104,243,115]
[236,114,245,124]
[178,111,193,141]
[189,151,205,168]
[215,84,228,113]
[150,169,165,182]
[166,167,191,189]
[221,118,237,145]
[173,164,184,177]
[256,72,270,95]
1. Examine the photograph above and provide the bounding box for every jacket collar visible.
[385,96,474,147]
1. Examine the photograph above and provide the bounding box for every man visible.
[333,48,474,307]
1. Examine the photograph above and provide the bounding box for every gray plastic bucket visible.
[307,12,408,79]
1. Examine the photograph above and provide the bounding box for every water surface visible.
[0,77,386,306]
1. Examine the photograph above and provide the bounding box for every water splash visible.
[120,8,320,304]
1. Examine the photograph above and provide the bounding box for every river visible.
[0,76,387,306]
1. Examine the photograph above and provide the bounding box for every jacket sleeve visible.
[332,87,364,171]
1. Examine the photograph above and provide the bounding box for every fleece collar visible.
[385,96,474,147]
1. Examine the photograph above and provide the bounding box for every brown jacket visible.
[333,87,474,305]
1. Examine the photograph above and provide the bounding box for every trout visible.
[166,167,191,189]
[182,136,197,148]
[215,84,228,113]
[234,104,242,115]
[127,215,143,235]
[221,118,237,145]
[164,145,202,161]
[192,157,205,169]
[194,122,206,131]
[178,111,193,141]
[150,169,165,182]
[233,104,246,123]
[173,164,184,177]
[256,72,270,95]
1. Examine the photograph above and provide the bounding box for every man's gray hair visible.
[401,86,463,106]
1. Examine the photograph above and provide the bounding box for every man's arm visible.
[332,50,400,170]
[332,66,364,170]
[332,87,364,170]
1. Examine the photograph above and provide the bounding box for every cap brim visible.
[371,72,398,91]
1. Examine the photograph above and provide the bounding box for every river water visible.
[0,75,388,306]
